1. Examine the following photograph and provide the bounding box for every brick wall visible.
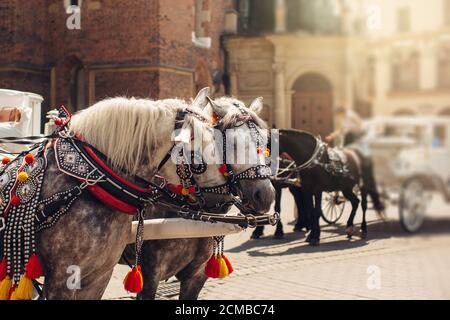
[0,0,234,120]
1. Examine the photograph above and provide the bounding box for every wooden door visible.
[292,92,333,139]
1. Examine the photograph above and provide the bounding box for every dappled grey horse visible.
[122,92,275,300]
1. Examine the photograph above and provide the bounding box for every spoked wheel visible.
[399,179,428,233]
[321,191,346,225]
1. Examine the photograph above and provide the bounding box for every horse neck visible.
[280,132,317,166]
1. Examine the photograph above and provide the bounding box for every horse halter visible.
[156,108,234,212]
[207,98,273,212]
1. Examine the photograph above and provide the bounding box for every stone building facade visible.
[225,0,450,136]
[366,0,450,117]
[0,0,234,119]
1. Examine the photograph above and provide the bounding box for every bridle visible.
[205,98,275,215]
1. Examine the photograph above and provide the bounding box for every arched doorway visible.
[291,72,333,138]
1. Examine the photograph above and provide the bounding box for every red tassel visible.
[8,285,16,300]
[167,184,183,195]
[219,164,228,174]
[0,258,7,281]
[25,254,43,279]
[205,255,220,278]
[222,254,234,274]
[123,266,143,293]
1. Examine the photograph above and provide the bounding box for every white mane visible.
[69,97,208,174]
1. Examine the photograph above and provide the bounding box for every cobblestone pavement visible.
[103,192,450,300]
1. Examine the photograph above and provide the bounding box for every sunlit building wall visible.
[226,0,450,136]
[361,0,450,116]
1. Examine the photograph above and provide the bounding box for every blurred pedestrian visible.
[325,106,364,147]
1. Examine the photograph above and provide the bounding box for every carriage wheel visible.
[321,191,346,225]
[399,179,427,233]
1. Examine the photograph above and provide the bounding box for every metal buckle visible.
[269,212,280,226]
[0,217,5,232]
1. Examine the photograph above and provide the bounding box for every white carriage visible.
[363,116,450,232]
[0,89,43,153]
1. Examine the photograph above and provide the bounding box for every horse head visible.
[193,90,275,214]
[69,96,230,213]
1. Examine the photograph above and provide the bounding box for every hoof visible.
[361,230,367,239]
[273,233,284,240]
[346,226,354,238]
[308,238,320,246]
[251,232,263,239]
[293,225,305,232]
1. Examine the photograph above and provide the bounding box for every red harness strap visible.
[82,145,153,194]
[87,184,138,215]
[80,144,152,215]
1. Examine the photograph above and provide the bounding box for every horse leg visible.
[273,185,284,239]
[251,226,264,239]
[251,183,282,239]
[290,186,306,232]
[304,193,320,246]
[44,266,113,300]
[137,279,158,300]
[360,188,368,239]
[137,247,161,300]
[178,270,208,300]
[344,189,360,239]
[274,220,284,239]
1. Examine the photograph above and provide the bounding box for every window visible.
[192,0,211,48]
[438,47,450,89]
[392,52,419,91]
[397,7,410,32]
[433,125,446,147]
[64,0,82,10]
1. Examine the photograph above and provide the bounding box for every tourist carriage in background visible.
[364,116,450,232]
[0,89,43,153]
[321,116,450,233]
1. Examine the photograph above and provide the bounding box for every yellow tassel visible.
[218,256,229,278]
[17,172,29,182]
[0,276,12,300]
[10,276,33,300]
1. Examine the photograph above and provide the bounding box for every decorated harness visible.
[0,105,278,299]
[273,136,352,187]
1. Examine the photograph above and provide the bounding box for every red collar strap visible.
[54,137,157,215]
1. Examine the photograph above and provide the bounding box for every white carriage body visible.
[364,116,450,199]
[0,89,43,153]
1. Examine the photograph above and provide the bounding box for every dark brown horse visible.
[252,129,384,245]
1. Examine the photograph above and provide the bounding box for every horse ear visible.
[192,87,210,109]
[206,96,228,117]
[173,126,192,144]
[202,99,214,120]
[249,97,264,115]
